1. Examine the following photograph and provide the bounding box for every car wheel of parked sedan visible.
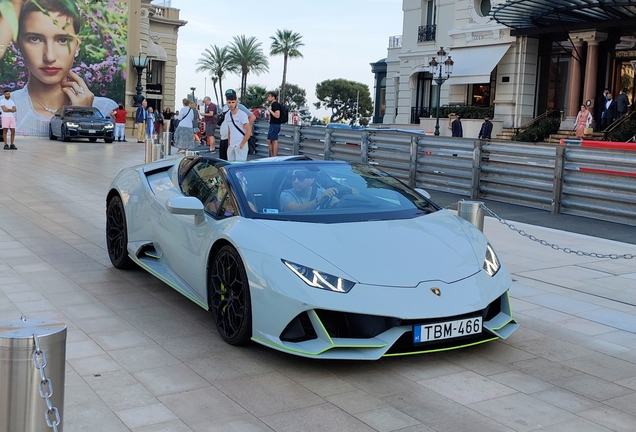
[105,138,114,143]
[48,125,57,141]
[106,195,135,269]
[209,245,252,345]
[89,137,97,143]
[61,126,70,142]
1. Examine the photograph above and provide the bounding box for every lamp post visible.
[429,47,454,136]
[190,87,196,102]
[131,55,150,107]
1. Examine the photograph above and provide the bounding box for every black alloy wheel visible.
[48,125,57,141]
[61,126,70,142]
[209,245,252,345]
[106,195,134,269]
[105,138,114,143]
[89,137,97,143]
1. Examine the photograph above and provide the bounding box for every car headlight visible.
[66,122,79,128]
[283,260,355,293]
[483,243,501,276]
[104,123,114,129]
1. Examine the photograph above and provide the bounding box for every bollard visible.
[163,131,171,157]
[144,136,153,163]
[0,316,67,432]
[457,201,485,232]
[152,143,162,161]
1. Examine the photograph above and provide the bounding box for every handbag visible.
[217,110,228,127]
[584,127,593,135]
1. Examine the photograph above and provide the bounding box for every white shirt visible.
[0,97,16,118]
[226,109,249,149]
[220,103,251,139]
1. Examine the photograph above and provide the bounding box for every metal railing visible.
[514,109,558,135]
[418,25,436,42]
[389,35,402,48]
[602,111,635,139]
[257,124,636,227]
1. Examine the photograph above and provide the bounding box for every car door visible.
[154,160,238,304]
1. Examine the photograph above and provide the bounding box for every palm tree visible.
[228,35,269,100]
[211,76,220,106]
[195,45,235,106]
[270,29,304,104]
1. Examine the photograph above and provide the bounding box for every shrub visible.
[513,117,560,142]
[431,105,492,119]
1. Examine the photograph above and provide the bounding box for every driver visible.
[279,170,339,211]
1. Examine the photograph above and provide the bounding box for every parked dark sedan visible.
[49,106,114,143]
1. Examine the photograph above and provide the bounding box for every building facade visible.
[374,0,636,135]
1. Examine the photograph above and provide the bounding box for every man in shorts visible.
[1,89,17,149]
[201,96,218,151]
[266,91,282,156]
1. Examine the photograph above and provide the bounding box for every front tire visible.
[209,245,252,345]
[61,126,70,142]
[106,195,135,269]
[89,137,97,143]
[105,138,114,143]
[48,125,57,141]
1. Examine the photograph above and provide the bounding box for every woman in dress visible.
[574,104,593,139]
[173,98,197,152]
[11,0,117,136]
[146,106,156,137]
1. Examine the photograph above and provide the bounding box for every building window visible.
[475,0,491,17]
[418,0,436,42]
[412,72,432,123]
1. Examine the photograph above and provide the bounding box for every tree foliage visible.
[314,79,373,126]
[270,29,304,104]
[228,35,269,100]
[196,45,236,106]
[242,84,268,109]
[281,82,307,111]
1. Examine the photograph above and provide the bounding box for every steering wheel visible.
[317,187,352,209]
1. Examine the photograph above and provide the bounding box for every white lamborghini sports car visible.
[106,155,518,360]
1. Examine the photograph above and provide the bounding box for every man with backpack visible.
[266,91,286,156]
[201,96,218,151]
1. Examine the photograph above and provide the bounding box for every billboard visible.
[0,0,128,136]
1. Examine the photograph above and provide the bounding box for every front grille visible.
[80,123,105,131]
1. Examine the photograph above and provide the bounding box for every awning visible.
[444,44,511,85]
[491,0,636,31]
[147,39,167,62]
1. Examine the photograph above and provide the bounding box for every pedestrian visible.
[200,96,218,151]
[218,89,256,160]
[478,114,493,140]
[146,107,156,137]
[110,102,127,142]
[574,104,593,139]
[596,88,609,130]
[162,107,173,132]
[173,99,197,152]
[616,88,629,117]
[601,93,618,129]
[135,100,147,143]
[154,109,163,135]
[451,114,463,137]
[225,90,251,161]
[1,89,18,149]
[266,91,282,156]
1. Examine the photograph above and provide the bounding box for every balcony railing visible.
[418,25,436,42]
[388,35,402,48]
[411,107,430,124]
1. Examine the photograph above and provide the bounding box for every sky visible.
[166,0,404,118]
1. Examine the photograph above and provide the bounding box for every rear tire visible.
[209,245,252,345]
[106,195,135,269]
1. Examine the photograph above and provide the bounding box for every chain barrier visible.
[445,200,634,260]
[33,333,61,431]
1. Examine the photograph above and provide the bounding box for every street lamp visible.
[131,55,150,107]
[190,87,196,102]
[429,47,454,136]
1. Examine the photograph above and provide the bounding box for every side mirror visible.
[55,113,61,117]
[166,196,205,226]
[414,188,431,199]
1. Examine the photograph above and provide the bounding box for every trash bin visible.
[0,316,67,432]
[457,201,485,232]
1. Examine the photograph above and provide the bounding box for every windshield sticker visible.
[263,208,279,214]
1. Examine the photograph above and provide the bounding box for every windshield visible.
[225,161,439,223]
[65,109,103,118]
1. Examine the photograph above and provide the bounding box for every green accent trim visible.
[144,252,161,259]
[383,337,499,357]
[308,309,333,345]
[251,336,386,356]
[132,256,208,310]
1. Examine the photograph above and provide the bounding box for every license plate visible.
[413,317,482,343]
[88,130,96,134]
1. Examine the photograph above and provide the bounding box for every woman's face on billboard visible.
[18,11,79,86]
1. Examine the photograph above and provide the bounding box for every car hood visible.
[256,211,483,287]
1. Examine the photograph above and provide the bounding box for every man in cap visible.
[224,90,252,161]
[218,89,256,160]
[451,114,463,137]
[478,114,493,140]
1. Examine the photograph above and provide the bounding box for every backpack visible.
[279,105,289,123]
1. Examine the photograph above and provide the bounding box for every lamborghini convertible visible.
[106,155,518,359]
